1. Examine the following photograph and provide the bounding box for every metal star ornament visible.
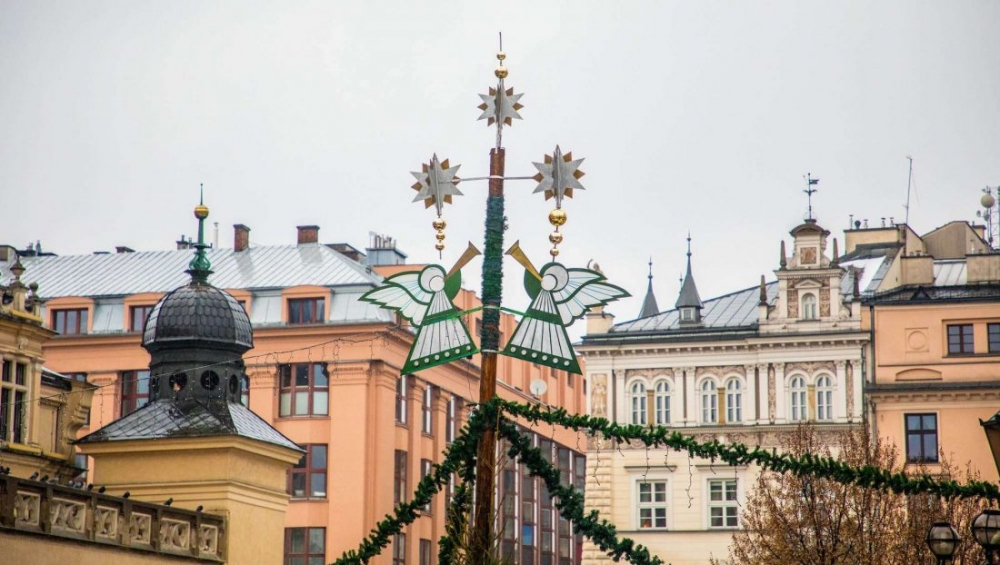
[532,146,585,208]
[478,87,524,127]
[411,154,463,216]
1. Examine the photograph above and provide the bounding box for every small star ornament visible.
[478,86,524,127]
[532,146,585,208]
[411,154,462,216]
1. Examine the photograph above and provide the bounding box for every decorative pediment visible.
[792,278,824,290]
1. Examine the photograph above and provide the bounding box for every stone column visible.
[834,361,848,421]
[581,435,613,565]
[745,364,758,424]
[774,364,786,423]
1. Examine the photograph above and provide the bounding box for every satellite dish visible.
[529,379,548,397]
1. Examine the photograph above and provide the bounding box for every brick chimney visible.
[297,225,319,245]
[234,224,251,252]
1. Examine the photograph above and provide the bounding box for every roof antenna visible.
[904,156,913,226]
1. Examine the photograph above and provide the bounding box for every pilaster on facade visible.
[834,360,848,422]
[581,436,613,565]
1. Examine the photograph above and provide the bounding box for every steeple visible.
[638,257,659,318]
[675,234,703,324]
[186,184,213,284]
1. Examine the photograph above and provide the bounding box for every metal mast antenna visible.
[804,173,819,220]
[904,156,913,225]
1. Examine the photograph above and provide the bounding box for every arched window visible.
[630,381,647,425]
[816,375,834,421]
[790,376,807,421]
[726,379,742,423]
[701,379,718,424]
[654,381,670,425]
[802,293,817,320]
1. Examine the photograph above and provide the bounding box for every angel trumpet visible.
[505,241,541,281]
[446,242,482,279]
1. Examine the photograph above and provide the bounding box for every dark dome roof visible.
[142,283,252,350]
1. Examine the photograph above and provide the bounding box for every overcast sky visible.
[2,1,998,323]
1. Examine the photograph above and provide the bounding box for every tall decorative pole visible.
[360,39,626,564]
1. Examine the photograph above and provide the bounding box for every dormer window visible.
[802,293,817,320]
[680,308,695,322]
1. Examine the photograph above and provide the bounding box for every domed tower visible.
[142,201,253,404]
[77,195,302,564]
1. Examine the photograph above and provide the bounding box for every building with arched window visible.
[578,218,871,565]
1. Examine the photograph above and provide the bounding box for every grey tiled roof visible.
[77,398,302,452]
[143,283,253,349]
[612,282,778,334]
[1,243,379,298]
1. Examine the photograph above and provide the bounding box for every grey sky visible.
[2,1,998,323]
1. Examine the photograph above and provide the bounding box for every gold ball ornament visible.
[436,232,446,241]
[496,51,506,61]
[194,205,210,220]
[494,66,508,79]
[435,242,445,251]
[549,231,564,244]
[432,218,446,230]
[550,247,560,257]
[548,208,567,227]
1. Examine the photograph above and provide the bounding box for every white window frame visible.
[654,380,670,425]
[633,475,670,530]
[816,375,834,421]
[789,376,808,422]
[706,478,740,529]
[680,308,694,321]
[801,292,817,320]
[700,378,718,424]
[629,380,647,426]
[0,359,31,444]
[396,374,408,424]
[725,378,742,423]
[421,384,434,434]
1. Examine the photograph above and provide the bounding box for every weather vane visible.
[804,173,820,220]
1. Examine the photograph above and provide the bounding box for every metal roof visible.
[839,256,889,295]
[77,398,302,452]
[612,282,778,333]
[1,244,379,298]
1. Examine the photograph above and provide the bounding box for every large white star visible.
[411,154,463,216]
[532,146,585,208]
[477,87,524,127]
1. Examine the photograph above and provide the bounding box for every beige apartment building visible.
[2,217,589,565]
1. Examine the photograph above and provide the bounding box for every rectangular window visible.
[51,308,88,335]
[419,539,432,565]
[288,298,325,325]
[446,395,458,443]
[119,370,151,416]
[284,527,325,565]
[62,372,88,383]
[396,375,408,425]
[279,363,329,417]
[288,444,327,499]
[129,304,155,333]
[394,450,408,505]
[905,413,939,463]
[241,375,250,407]
[637,481,668,529]
[0,361,29,444]
[708,479,739,528]
[947,324,974,355]
[989,324,1000,353]
[421,384,434,435]
[393,533,406,565]
[421,459,433,513]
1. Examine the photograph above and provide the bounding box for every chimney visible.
[297,225,319,245]
[234,224,251,252]
[115,246,135,254]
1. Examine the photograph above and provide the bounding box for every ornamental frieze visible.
[784,361,836,376]
[695,366,745,379]
[819,288,831,317]
[624,368,675,379]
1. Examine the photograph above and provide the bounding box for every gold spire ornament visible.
[411,154,463,257]
[532,146,585,258]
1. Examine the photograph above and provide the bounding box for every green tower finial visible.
[187,184,213,284]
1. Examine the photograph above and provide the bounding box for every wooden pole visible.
[472,147,505,563]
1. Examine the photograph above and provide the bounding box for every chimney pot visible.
[297,225,319,245]
[234,224,251,252]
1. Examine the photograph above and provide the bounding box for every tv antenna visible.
[904,156,913,226]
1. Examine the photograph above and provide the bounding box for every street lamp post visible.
[972,510,1000,564]
[927,521,960,565]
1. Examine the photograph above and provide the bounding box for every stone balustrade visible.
[0,475,225,561]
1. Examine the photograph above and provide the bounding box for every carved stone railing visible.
[0,475,225,561]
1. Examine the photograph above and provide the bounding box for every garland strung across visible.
[335,397,1000,565]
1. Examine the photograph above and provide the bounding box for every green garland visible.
[496,399,1000,503]
[335,397,1000,565]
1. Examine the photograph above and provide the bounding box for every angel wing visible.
[552,269,630,325]
[359,270,432,325]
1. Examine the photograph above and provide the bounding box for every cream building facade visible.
[577,219,872,565]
